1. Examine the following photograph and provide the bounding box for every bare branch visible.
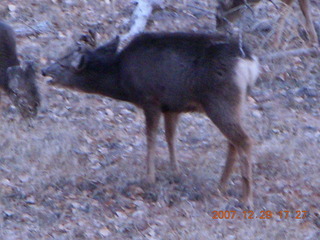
[268,0,279,9]
[243,0,255,15]
[261,47,320,62]
[15,21,53,37]
[186,4,215,15]
[121,0,163,42]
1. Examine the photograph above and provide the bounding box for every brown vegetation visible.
[0,0,319,239]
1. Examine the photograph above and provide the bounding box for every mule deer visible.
[217,0,318,47]
[274,0,318,48]
[0,21,40,118]
[42,32,260,207]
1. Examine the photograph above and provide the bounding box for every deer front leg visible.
[164,112,180,174]
[144,107,161,183]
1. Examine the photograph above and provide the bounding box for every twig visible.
[251,94,277,104]
[260,47,320,62]
[238,27,245,57]
[268,0,279,9]
[243,0,255,15]
[224,4,247,16]
[186,4,215,15]
[15,21,53,37]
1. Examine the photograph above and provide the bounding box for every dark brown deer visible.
[42,32,260,208]
[0,21,40,118]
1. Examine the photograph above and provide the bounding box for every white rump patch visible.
[234,56,260,96]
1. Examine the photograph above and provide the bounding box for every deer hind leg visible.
[274,0,295,48]
[203,100,253,208]
[164,112,180,173]
[144,107,161,183]
[298,0,319,46]
[219,142,239,194]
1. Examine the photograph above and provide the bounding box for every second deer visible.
[0,21,40,118]
[274,0,318,48]
[217,0,319,47]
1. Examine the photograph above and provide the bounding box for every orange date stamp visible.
[211,210,308,220]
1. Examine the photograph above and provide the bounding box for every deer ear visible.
[71,53,87,72]
[95,36,120,55]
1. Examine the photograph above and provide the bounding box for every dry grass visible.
[0,0,319,239]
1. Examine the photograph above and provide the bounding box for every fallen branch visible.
[243,0,255,15]
[186,4,217,20]
[15,21,53,37]
[260,47,320,62]
[186,4,215,15]
[268,0,279,10]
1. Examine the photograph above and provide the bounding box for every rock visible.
[253,20,272,33]
[18,174,30,183]
[120,108,131,116]
[116,211,127,219]
[3,210,14,217]
[21,213,35,222]
[252,110,262,118]
[1,178,11,186]
[25,195,36,204]
[106,109,114,118]
[132,210,145,218]
[99,227,111,237]
[8,4,16,12]
[133,200,145,208]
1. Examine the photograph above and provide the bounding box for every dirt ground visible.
[0,0,320,239]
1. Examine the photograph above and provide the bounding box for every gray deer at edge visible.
[0,21,40,118]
